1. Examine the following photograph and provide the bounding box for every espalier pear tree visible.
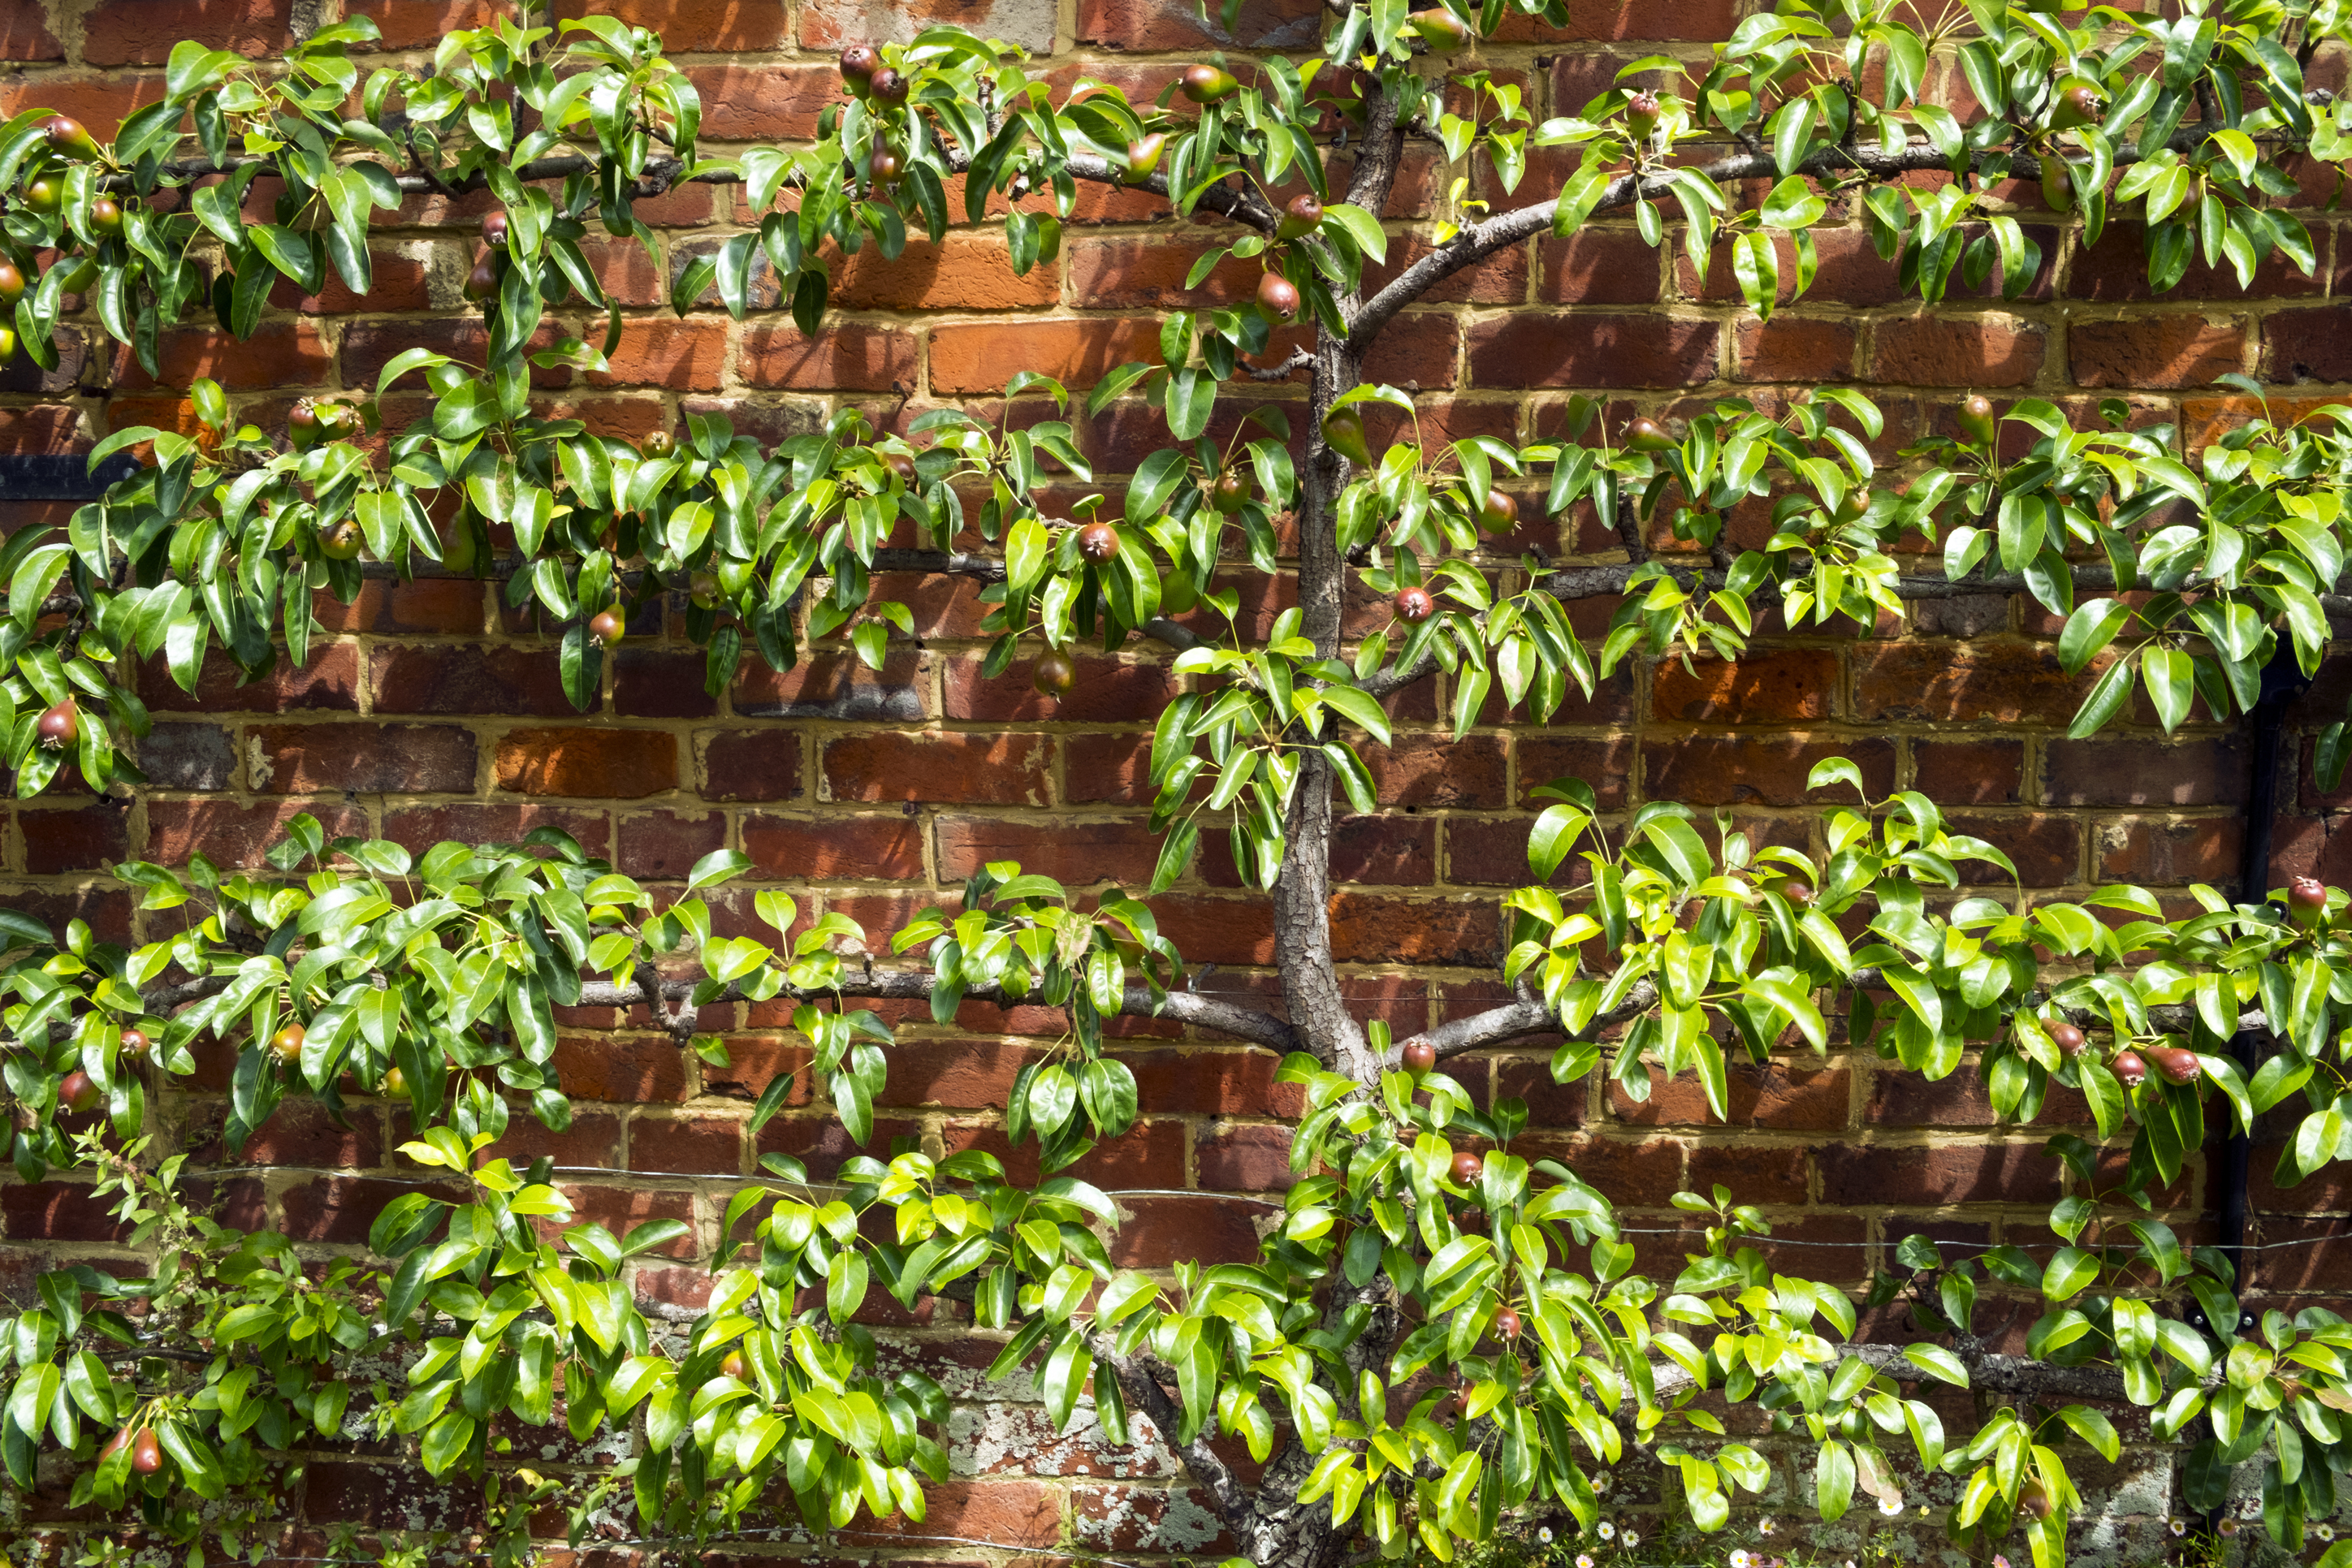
[2,2,2352,1566]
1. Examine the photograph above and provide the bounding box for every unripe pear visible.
[1181,63,1239,103]
[1625,416,1675,452]
[1278,194,1323,240]
[1078,522,1121,562]
[1408,9,1469,50]
[1256,270,1300,319]
[1957,393,1997,446]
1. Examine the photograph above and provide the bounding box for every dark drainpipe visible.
[2219,646,2313,1287]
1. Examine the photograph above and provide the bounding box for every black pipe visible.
[2221,646,2313,1281]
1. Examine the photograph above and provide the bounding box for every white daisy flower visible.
[1879,1493,1904,1517]
[1730,1551,1753,1568]
[2218,1518,2242,1537]
[1593,1471,1613,1492]
[1576,1557,1593,1568]
[1537,1527,1552,1544]
[1759,1517,1775,1536]
[2318,1524,2337,1542]
[2168,1518,2186,1537]
[1598,1521,1615,1540]
[1622,1531,1639,1549]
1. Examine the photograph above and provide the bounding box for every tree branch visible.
[1355,558,2352,702]
[573,970,1300,1053]
[1096,1343,1252,1530]
[1349,118,2281,352]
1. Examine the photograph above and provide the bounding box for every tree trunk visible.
[1244,100,1415,1568]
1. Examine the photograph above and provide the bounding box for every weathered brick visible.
[936,816,1160,884]
[2069,315,2246,389]
[931,318,1161,395]
[1641,735,1896,807]
[1868,313,2045,387]
[1465,313,1719,388]
[1652,650,1840,724]
[491,728,677,798]
[250,724,477,794]
[742,812,927,879]
[825,732,1050,805]
[1854,641,2095,725]
[2043,738,2246,809]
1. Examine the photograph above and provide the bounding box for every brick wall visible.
[0,0,2347,1557]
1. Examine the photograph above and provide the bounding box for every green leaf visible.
[1902,1343,1969,1387]
[1320,202,1387,263]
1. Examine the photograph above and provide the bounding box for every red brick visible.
[1612,1059,1851,1132]
[341,319,569,391]
[543,1186,697,1259]
[2069,224,2323,302]
[19,801,130,875]
[382,804,612,859]
[271,250,432,315]
[855,1481,1062,1549]
[2263,307,2352,384]
[1948,812,2082,887]
[613,650,720,719]
[691,733,804,804]
[1868,313,2045,387]
[1078,0,1320,47]
[2094,816,2241,886]
[555,0,786,48]
[1511,1134,1683,1206]
[1817,1142,2063,1206]
[931,318,1161,395]
[84,0,291,63]
[250,724,476,794]
[1853,641,2095,725]
[1687,1142,1809,1204]
[1537,230,1662,305]
[825,732,1049,805]
[936,816,1161,885]
[143,643,361,714]
[370,644,573,715]
[741,321,917,391]
[587,319,728,391]
[552,1035,688,1104]
[839,233,1061,310]
[1641,735,1896,807]
[1362,735,1508,808]
[2069,316,2246,390]
[2043,737,2246,809]
[1465,313,1719,388]
[283,1176,460,1245]
[685,64,850,141]
[1326,893,1498,965]
[491,728,677,798]
[1652,649,1840,724]
[301,1462,483,1531]
[614,809,726,879]
[1196,1124,1297,1191]
[742,813,925,879]
[1735,317,1857,382]
[805,0,1051,45]
[700,1037,811,1107]
[1911,738,2023,805]
[945,654,1180,723]
[734,648,930,719]
[342,0,504,47]
[0,9,62,58]
[629,1115,742,1176]
[1107,1194,1262,1267]
[145,801,366,867]
[1,1181,133,1243]
[463,1110,621,1169]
